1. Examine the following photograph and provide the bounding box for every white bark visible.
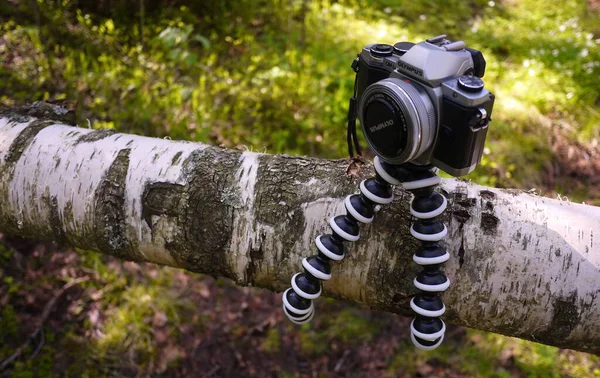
[0,103,598,354]
[0,116,203,265]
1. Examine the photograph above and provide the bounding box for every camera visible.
[350,35,495,176]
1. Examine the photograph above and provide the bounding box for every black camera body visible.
[351,35,495,176]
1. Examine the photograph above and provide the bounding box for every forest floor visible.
[1,236,599,378]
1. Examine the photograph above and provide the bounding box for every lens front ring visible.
[358,78,436,165]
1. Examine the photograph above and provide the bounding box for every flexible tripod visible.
[282,156,450,350]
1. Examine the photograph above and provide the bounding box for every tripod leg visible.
[398,167,449,350]
[282,156,400,323]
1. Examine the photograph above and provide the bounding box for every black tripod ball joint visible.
[282,156,450,350]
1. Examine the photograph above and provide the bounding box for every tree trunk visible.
[0,102,599,355]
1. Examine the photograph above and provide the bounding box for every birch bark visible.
[0,103,598,354]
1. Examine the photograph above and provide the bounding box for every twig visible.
[0,276,89,371]
[0,271,7,299]
[202,365,221,378]
[29,330,44,360]
[334,349,351,373]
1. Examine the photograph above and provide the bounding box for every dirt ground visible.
[0,236,518,377]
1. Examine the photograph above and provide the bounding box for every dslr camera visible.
[350,35,495,176]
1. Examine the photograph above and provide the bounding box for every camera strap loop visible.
[347,97,361,158]
[347,74,362,158]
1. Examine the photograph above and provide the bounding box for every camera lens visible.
[358,78,436,164]
[362,94,408,159]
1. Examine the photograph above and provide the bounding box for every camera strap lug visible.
[351,57,360,73]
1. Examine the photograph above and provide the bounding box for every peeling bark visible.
[0,103,599,355]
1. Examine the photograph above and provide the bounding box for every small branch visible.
[29,330,44,360]
[202,365,221,378]
[334,349,351,372]
[0,276,89,371]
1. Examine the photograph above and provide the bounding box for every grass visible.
[72,250,195,375]
[1,0,599,375]
[387,329,600,378]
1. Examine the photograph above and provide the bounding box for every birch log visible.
[0,102,599,355]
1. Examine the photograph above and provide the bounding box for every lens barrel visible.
[358,78,436,165]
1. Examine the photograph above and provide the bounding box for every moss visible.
[297,325,328,357]
[0,304,19,339]
[326,308,378,344]
[262,328,281,354]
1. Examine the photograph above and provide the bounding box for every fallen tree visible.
[0,102,598,355]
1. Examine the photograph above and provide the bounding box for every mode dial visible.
[457,75,484,92]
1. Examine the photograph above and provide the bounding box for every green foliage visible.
[0,241,13,264]
[1,0,598,187]
[469,330,600,378]
[10,343,57,378]
[297,323,328,356]
[387,330,600,378]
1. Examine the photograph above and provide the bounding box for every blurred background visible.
[1,0,599,376]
